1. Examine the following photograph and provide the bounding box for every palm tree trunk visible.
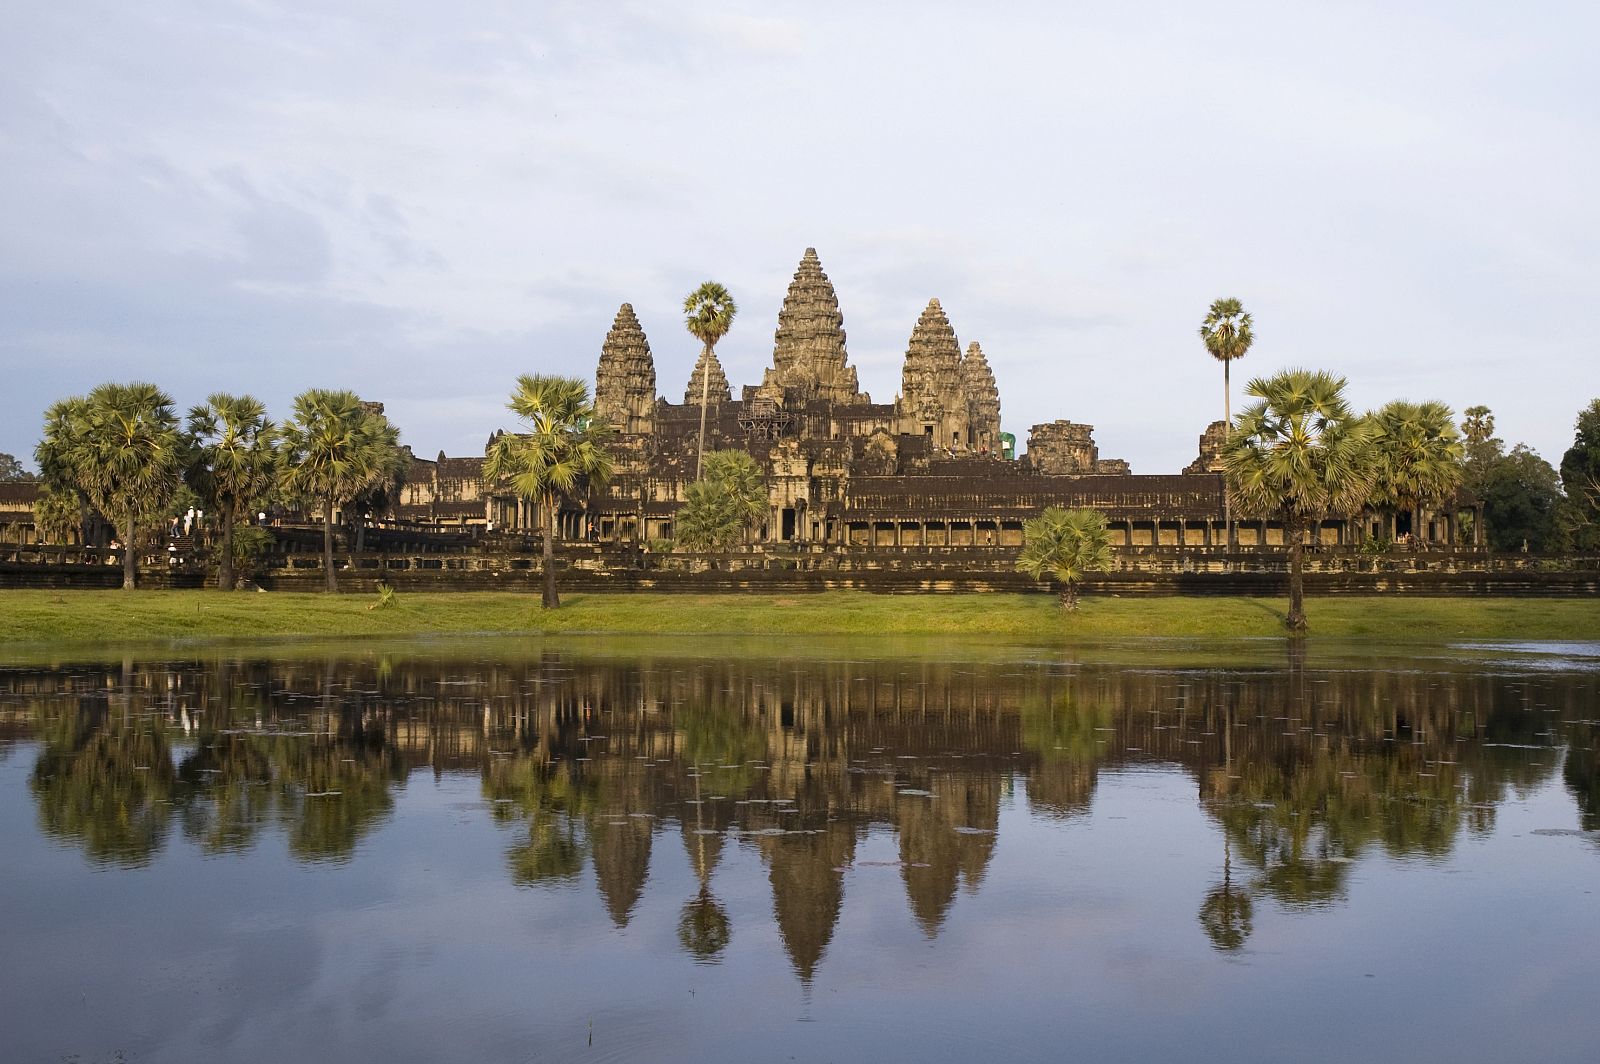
[695,343,711,481]
[323,497,337,592]
[121,508,137,591]
[1285,511,1307,633]
[1223,359,1233,548]
[1060,582,1079,611]
[541,492,559,609]
[218,501,236,591]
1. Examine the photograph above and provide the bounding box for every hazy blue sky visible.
[4,1,1596,472]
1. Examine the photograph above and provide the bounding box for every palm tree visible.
[1199,837,1254,951]
[1369,400,1465,544]
[341,413,408,557]
[1015,506,1114,610]
[484,375,614,608]
[1222,369,1379,633]
[186,394,278,591]
[32,484,86,545]
[1461,405,1494,445]
[36,382,187,590]
[1200,298,1255,428]
[675,449,766,552]
[279,389,404,592]
[1200,298,1254,544]
[683,281,737,480]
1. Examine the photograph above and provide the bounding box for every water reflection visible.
[2,642,1596,981]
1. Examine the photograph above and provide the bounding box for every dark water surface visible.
[2,636,1598,1063]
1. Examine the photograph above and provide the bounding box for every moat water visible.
[2,636,1598,1063]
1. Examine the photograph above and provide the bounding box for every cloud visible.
[2,1,1598,475]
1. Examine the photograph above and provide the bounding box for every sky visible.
[3,0,1597,474]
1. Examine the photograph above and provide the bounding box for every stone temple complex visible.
[390,247,1378,551]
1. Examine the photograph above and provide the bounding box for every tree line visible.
[7,279,747,607]
[1017,296,1600,630]
[30,384,406,591]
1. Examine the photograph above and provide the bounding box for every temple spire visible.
[595,303,657,433]
[763,247,861,403]
[896,299,969,448]
[960,341,1001,452]
[684,347,732,405]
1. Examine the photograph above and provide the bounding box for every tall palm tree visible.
[1222,369,1379,632]
[1199,836,1254,951]
[1200,298,1255,429]
[279,389,404,592]
[1461,405,1494,445]
[1369,400,1465,544]
[36,382,187,590]
[683,281,737,480]
[186,394,278,591]
[1015,506,1114,610]
[484,375,614,609]
[1201,298,1254,544]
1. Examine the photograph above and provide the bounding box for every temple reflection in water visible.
[3,644,1595,981]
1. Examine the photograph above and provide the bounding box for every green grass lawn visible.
[0,588,1595,649]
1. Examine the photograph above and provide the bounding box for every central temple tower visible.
[760,248,862,404]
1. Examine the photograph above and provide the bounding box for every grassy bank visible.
[0,589,1596,649]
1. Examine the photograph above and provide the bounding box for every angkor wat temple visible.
[0,248,1480,566]
[398,248,1387,550]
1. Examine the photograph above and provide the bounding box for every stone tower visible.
[960,341,1001,452]
[594,303,657,433]
[683,347,732,406]
[1183,420,1227,474]
[761,248,861,404]
[1026,421,1099,474]
[896,299,969,448]
[1025,421,1132,475]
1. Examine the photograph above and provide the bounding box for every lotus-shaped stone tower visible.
[594,303,657,433]
[761,248,862,404]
